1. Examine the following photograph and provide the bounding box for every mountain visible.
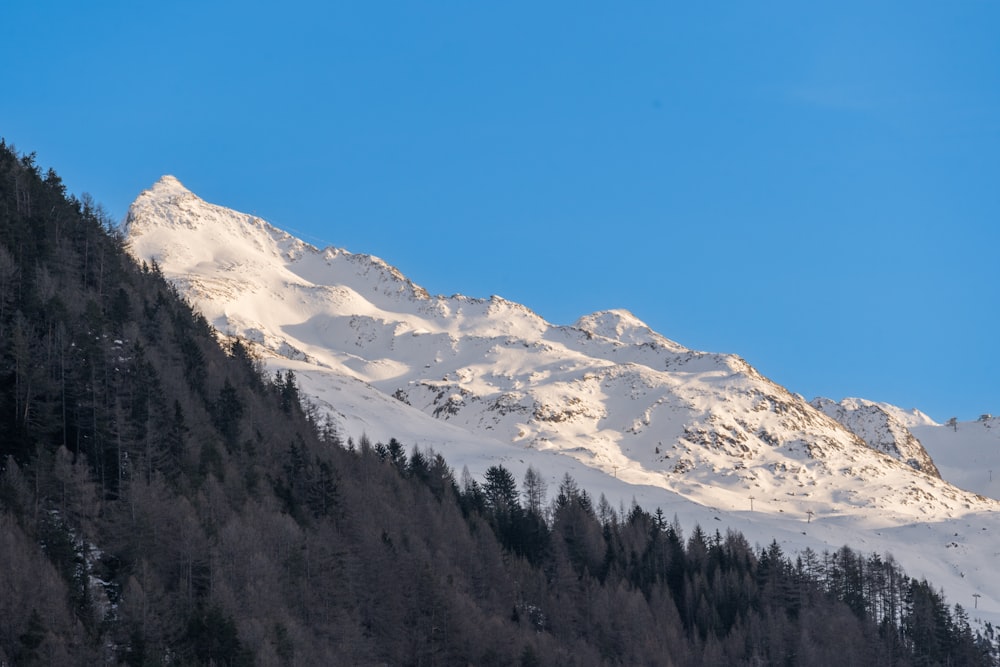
[124,175,1000,624]
[3,146,997,664]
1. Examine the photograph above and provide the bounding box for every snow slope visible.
[124,176,1000,622]
[912,415,1000,499]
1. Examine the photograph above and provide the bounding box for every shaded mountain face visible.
[124,176,989,524]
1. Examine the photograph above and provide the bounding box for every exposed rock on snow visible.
[811,397,941,477]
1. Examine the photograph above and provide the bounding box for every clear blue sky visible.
[3,2,998,421]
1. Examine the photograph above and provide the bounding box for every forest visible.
[1,139,998,665]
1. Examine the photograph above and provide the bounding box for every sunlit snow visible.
[125,175,1000,626]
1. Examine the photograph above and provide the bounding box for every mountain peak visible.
[143,174,196,202]
[574,309,648,339]
[124,175,202,234]
[125,175,298,277]
[154,174,187,189]
[574,309,686,350]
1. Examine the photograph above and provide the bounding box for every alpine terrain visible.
[124,175,1000,624]
[8,143,1000,664]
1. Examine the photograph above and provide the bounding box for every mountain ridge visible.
[124,177,992,515]
[124,175,1000,622]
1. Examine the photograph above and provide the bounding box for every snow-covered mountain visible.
[124,175,1000,622]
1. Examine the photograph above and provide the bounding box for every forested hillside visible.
[1,141,997,665]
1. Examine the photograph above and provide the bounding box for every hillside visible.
[2,143,998,665]
[124,174,1000,625]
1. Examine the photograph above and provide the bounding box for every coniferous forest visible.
[2,141,999,665]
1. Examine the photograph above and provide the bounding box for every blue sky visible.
[3,2,998,421]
